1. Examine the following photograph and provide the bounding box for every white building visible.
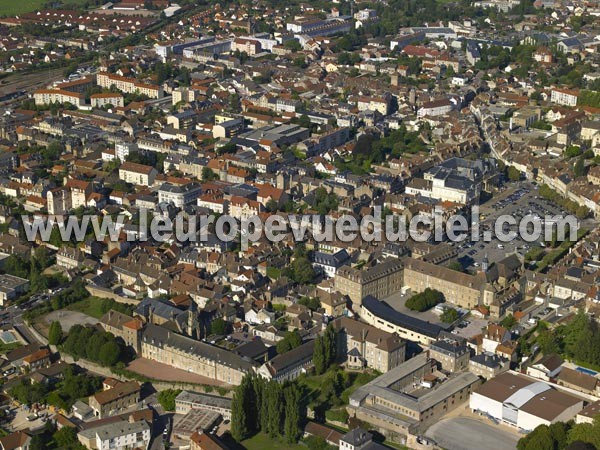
[470,372,584,432]
[91,93,124,108]
[78,420,151,450]
[34,89,85,107]
[550,88,579,107]
[115,142,138,162]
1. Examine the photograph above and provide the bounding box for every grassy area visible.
[0,0,91,16]
[0,0,47,15]
[65,297,134,319]
[66,298,108,319]
[0,341,21,355]
[241,433,305,450]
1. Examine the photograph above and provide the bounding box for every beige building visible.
[334,258,403,306]
[88,381,141,418]
[118,161,158,187]
[429,338,470,373]
[348,353,481,437]
[403,257,495,310]
[141,324,257,386]
[90,93,124,108]
[34,89,84,107]
[99,310,144,352]
[96,72,163,99]
[332,317,406,373]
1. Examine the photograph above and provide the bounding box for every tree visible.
[98,340,121,367]
[276,330,303,354]
[48,321,63,345]
[211,318,229,335]
[283,383,302,443]
[447,261,464,272]
[500,314,518,329]
[440,308,459,324]
[231,376,253,441]
[202,167,218,181]
[264,381,283,437]
[52,426,81,449]
[313,335,326,375]
[157,389,182,411]
[507,166,521,182]
[574,157,585,177]
[405,289,444,312]
[298,297,321,311]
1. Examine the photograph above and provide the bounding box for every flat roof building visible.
[470,371,584,432]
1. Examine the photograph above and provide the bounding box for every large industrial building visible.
[469,372,585,431]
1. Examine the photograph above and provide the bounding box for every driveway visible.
[426,417,519,450]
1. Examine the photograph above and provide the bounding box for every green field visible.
[241,433,305,450]
[0,0,87,16]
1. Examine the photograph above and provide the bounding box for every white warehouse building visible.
[470,372,584,432]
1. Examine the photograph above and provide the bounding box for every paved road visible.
[426,417,519,450]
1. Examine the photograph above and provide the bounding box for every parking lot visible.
[457,182,576,270]
[426,417,520,450]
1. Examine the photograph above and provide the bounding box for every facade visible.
[470,372,584,432]
[429,338,470,373]
[550,88,578,107]
[257,340,314,382]
[469,353,509,379]
[33,89,84,107]
[141,324,257,385]
[403,257,494,310]
[360,296,442,345]
[119,162,158,187]
[334,258,403,306]
[348,353,481,436]
[90,93,124,108]
[96,72,163,99]
[158,182,202,208]
[333,317,406,373]
[78,420,151,450]
[88,381,141,418]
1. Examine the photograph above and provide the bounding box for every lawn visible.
[241,433,305,450]
[0,0,88,16]
[66,297,108,319]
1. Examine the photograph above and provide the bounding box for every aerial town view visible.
[0,0,598,449]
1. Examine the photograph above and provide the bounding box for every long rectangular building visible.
[402,257,493,310]
[141,324,257,386]
[96,72,163,99]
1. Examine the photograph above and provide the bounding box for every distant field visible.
[0,0,88,16]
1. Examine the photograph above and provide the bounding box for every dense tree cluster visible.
[276,330,303,354]
[313,325,337,375]
[539,184,590,219]
[62,325,128,367]
[48,321,63,345]
[157,389,181,411]
[231,375,306,444]
[518,417,600,450]
[405,288,444,312]
[10,365,100,411]
[336,127,426,174]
